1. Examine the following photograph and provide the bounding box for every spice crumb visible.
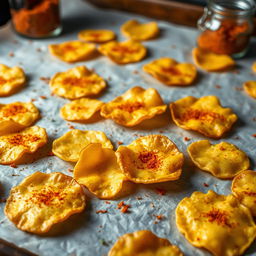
[117,141,123,145]
[96,210,108,214]
[184,137,191,141]
[40,96,47,99]
[252,134,256,138]
[10,163,17,168]
[9,52,14,57]
[155,188,166,195]
[105,201,111,204]
[136,197,143,200]
[31,98,36,102]
[117,201,130,213]
[40,77,50,84]
[215,85,222,89]
[11,174,20,176]
[153,214,164,220]
[133,70,139,74]
[67,169,73,173]
[204,183,209,187]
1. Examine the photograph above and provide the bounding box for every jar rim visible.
[208,0,256,17]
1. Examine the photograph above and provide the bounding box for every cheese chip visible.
[5,172,86,234]
[143,57,197,86]
[0,102,40,135]
[49,66,107,99]
[0,64,26,96]
[74,143,125,199]
[121,20,159,41]
[52,129,113,162]
[78,29,116,43]
[192,48,235,72]
[243,81,256,99]
[0,126,47,165]
[108,230,183,256]
[116,135,183,184]
[100,86,167,127]
[176,190,256,256]
[98,40,147,64]
[60,98,104,121]
[170,95,237,138]
[232,170,256,216]
[187,140,250,179]
[48,41,96,63]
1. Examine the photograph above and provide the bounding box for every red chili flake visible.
[121,205,130,213]
[31,98,36,102]
[9,52,14,57]
[40,96,47,99]
[136,197,143,200]
[67,123,75,129]
[155,188,166,195]
[117,141,123,145]
[153,214,164,220]
[117,102,144,113]
[47,151,54,156]
[40,77,50,84]
[133,70,139,74]
[252,134,256,138]
[105,201,111,204]
[138,151,160,169]
[96,210,108,214]
[215,85,222,89]
[10,163,17,168]
[181,109,225,122]
[204,183,209,187]
[184,137,191,141]
[117,201,125,209]
[67,169,73,173]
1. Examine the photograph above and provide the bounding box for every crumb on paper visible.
[40,77,50,84]
[96,210,108,214]
[10,163,17,168]
[184,137,191,141]
[204,183,209,187]
[155,188,166,195]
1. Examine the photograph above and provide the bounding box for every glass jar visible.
[9,0,62,38]
[197,0,255,58]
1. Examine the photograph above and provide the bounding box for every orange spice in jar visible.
[197,0,255,58]
[10,0,61,38]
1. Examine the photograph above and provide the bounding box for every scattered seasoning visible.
[117,201,130,213]
[184,137,191,141]
[133,70,139,74]
[252,134,256,138]
[136,197,143,200]
[117,141,123,145]
[9,52,14,57]
[67,123,75,129]
[40,77,50,84]
[96,210,108,214]
[8,134,40,146]
[105,201,111,204]
[215,85,222,89]
[40,95,47,99]
[155,188,166,196]
[31,98,36,102]
[153,214,164,221]
[204,183,209,187]
[138,151,160,169]
[11,173,20,176]
[181,109,225,122]
[10,163,17,168]
[2,104,27,117]
[117,102,144,113]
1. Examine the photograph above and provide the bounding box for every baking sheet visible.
[0,0,256,255]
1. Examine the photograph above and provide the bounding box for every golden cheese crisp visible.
[108,230,183,256]
[116,135,183,184]
[243,81,256,99]
[48,41,96,63]
[143,57,197,86]
[170,95,237,138]
[192,48,235,72]
[0,64,26,96]
[49,66,107,100]
[176,190,256,256]
[187,140,250,179]
[0,126,47,165]
[60,98,104,121]
[232,170,256,216]
[121,20,159,41]
[98,40,147,64]
[0,102,40,135]
[74,143,125,199]
[52,129,113,162]
[100,86,167,127]
[78,29,116,43]
[5,171,86,234]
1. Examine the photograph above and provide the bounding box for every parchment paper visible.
[0,0,255,255]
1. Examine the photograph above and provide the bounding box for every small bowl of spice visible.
[197,0,256,58]
[9,0,62,38]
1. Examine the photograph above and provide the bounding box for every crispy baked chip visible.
[121,20,159,41]
[48,41,96,63]
[143,57,197,86]
[187,140,250,179]
[0,102,40,135]
[170,95,237,138]
[116,135,183,184]
[243,81,256,99]
[0,64,26,96]
[0,126,47,165]
[5,171,86,234]
[98,40,147,64]
[176,190,256,256]
[232,170,256,216]
[52,129,113,162]
[100,87,166,127]
[108,230,183,256]
[78,29,116,43]
[74,143,125,199]
[192,48,235,72]
[49,66,107,99]
[60,98,104,121]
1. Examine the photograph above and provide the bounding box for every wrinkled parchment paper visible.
[0,1,256,255]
